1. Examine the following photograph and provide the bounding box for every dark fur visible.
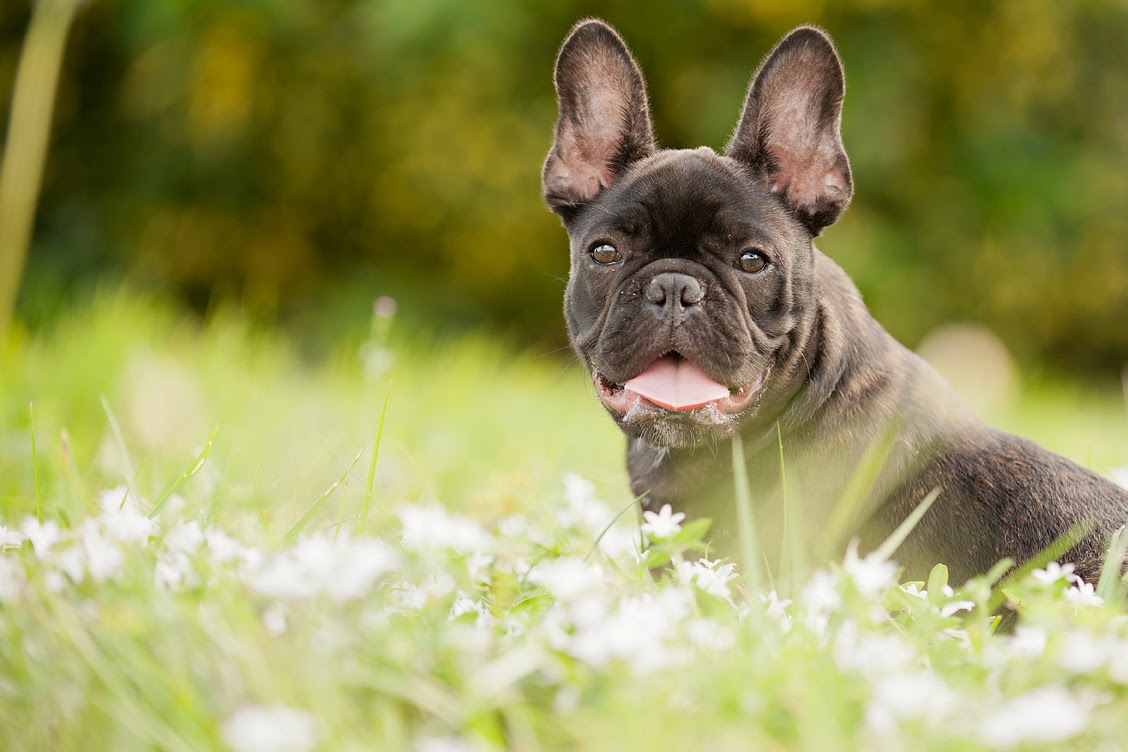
[543,19,1128,583]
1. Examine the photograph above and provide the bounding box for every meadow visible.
[2,293,1128,750]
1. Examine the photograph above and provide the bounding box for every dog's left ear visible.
[543,19,655,222]
[726,27,852,235]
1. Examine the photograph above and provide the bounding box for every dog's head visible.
[544,20,853,448]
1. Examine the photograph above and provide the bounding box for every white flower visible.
[154,550,196,591]
[81,521,124,582]
[760,590,793,631]
[220,704,319,752]
[978,687,1091,748]
[640,504,685,539]
[20,517,61,557]
[676,558,738,601]
[0,525,26,549]
[0,557,26,601]
[1008,626,1049,659]
[1031,561,1075,586]
[397,504,492,554]
[563,589,693,673]
[529,557,605,602]
[939,600,976,617]
[842,540,897,598]
[685,618,736,652]
[1055,631,1107,674]
[205,528,245,564]
[800,569,842,625]
[415,735,470,752]
[245,533,399,601]
[1063,580,1104,608]
[262,603,288,636]
[900,583,927,600]
[866,671,959,734]
[165,521,204,553]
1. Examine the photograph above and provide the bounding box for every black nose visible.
[646,273,704,311]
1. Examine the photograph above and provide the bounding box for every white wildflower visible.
[81,521,124,582]
[978,686,1091,748]
[1031,561,1075,586]
[685,618,736,652]
[939,600,976,617]
[415,735,470,752]
[165,521,204,553]
[154,550,196,591]
[0,557,26,601]
[530,557,606,602]
[843,540,897,598]
[56,545,86,584]
[245,534,399,601]
[205,528,244,564]
[800,569,842,635]
[1055,631,1107,674]
[899,582,927,600]
[1008,626,1049,659]
[761,590,793,632]
[640,504,685,539]
[834,622,915,676]
[397,504,492,554]
[676,558,738,601]
[565,589,693,673]
[0,525,25,549]
[866,671,959,734]
[262,603,288,636]
[1064,580,1104,608]
[220,704,319,752]
[20,517,61,557]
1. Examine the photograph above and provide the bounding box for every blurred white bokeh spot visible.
[917,323,1020,417]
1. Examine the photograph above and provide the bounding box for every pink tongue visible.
[623,356,730,411]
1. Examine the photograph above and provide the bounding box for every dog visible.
[542,19,1128,584]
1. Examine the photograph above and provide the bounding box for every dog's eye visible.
[590,243,622,265]
[738,250,768,274]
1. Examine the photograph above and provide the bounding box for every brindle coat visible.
[542,19,1128,583]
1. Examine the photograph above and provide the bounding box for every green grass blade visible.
[815,418,902,559]
[873,486,941,562]
[731,433,763,592]
[100,394,139,506]
[585,496,641,562]
[29,402,42,522]
[286,448,363,542]
[776,420,806,587]
[360,383,392,534]
[1096,523,1128,602]
[149,426,219,519]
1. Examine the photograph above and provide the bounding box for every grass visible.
[2,291,1128,751]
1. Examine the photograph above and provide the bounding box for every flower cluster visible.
[2,473,1126,752]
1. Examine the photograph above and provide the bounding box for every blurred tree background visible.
[2,0,1126,373]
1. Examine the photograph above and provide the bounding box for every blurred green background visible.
[2,0,1127,373]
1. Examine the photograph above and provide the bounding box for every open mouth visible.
[592,352,766,416]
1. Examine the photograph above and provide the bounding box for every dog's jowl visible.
[542,19,1128,583]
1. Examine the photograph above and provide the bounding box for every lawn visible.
[2,292,1128,751]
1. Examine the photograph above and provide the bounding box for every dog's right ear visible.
[543,20,655,222]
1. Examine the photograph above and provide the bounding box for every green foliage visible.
[2,1,1127,368]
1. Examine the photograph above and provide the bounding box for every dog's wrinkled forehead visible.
[570,148,804,258]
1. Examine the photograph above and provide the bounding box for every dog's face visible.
[543,21,853,447]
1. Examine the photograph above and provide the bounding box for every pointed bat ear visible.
[542,19,656,223]
[726,26,853,235]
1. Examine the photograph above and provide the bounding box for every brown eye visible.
[738,250,768,274]
[590,243,622,265]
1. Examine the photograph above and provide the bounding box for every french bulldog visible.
[542,19,1128,584]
